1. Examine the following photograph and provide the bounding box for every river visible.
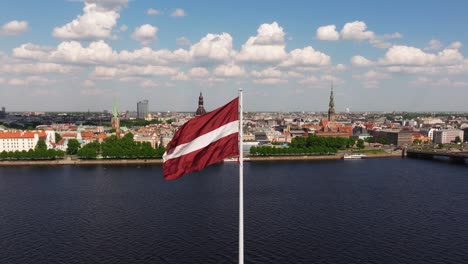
[1,158,467,263]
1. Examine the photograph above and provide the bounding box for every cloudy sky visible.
[1,0,467,112]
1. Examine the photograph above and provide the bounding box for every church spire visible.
[112,96,118,118]
[328,82,336,122]
[195,92,207,116]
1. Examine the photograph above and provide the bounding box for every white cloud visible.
[52,3,119,40]
[0,63,75,74]
[189,33,235,64]
[281,46,331,67]
[119,24,128,32]
[176,36,191,46]
[424,39,443,51]
[0,20,29,36]
[132,24,158,46]
[448,41,462,50]
[316,25,339,41]
[147,8,160,16]
[171,8,186,17]
[253,78,287,85]
[92,65,178,78]
[341,21,375,40]
[379,45,464,66]
[411,77,467,88]
[50,40,118,64]
[140,79,158,88]
[335,64,347,71]
[237,22,287,63]
[213,63,245,77]
[251,67,282,78]
[171,72,189,81]
[298,76,319,84]
[189,67,210,78]
[8,76,54,86]
[13,43,53,61]
[351,55,373,67]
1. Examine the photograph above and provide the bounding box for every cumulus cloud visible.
[424,39,443,51]
[119,24,128,32]
[251,67,282,78]
[315,21,401,48]
[237,22,287,63]
[379,45,464,66]
[447,41,462,50]
[0,20,29,36]
[176,36,191,46]
[7,76,54,86]
[281,46,331,67]
[140,79,158,88]
[351,55,373,66]
[188,67,210,78]
[213,63,245,77]
[0,63,75,74]
[171,8,186,17]
[53,3,119,40]
[189,33,235,64]
[341,21,375,40]
[132,24,158,46]
[147,8,160,16]
[253,78,287,85]
[92,65,178,79]
[316,25,339,41]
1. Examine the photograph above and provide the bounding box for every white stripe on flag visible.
[163,120,239,162]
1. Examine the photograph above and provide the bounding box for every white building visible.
[433,129,464,144]
[0,130,48,152]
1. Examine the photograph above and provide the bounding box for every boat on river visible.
[343,154,367,159]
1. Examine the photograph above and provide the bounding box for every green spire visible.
[112,97,118,118]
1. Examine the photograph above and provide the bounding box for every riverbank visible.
[0,153,402,166]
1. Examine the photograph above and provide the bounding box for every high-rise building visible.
[137,100,149,119]
[0,107,5,118]
[328,83,336,122]
[195,92,207,116]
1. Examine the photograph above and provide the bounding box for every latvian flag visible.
[163,97,239,180]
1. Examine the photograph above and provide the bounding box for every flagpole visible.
[238,88,244,264]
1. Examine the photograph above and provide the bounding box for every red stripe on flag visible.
[163,133,238,180]
[166,97,238,152]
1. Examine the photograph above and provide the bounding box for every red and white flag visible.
[163,97,239,180]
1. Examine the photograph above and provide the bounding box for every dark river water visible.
[1,158,468,264]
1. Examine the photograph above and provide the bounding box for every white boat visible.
[223,157,251,162]
[343,154,367,159]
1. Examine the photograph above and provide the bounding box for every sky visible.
[0,0,468,112]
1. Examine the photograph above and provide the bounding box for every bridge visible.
[406,149,468,164]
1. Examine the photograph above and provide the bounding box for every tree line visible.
[250,135,357,156]
[76,133,166,159]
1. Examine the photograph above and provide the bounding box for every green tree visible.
[55,133,62,142]
[454,136,462,144]
[356,139,365,149]
[67,139,81,155]
[413,139,422,145]
[35,139,47,151]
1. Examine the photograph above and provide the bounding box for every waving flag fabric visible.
[163,97,239,180]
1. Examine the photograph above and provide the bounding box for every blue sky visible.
[0,0,467,112]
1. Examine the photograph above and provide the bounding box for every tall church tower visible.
[195,92,207,116]
[111,97,121,139]
[328,83,336,122]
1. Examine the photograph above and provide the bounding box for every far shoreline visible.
[0,153,402,166]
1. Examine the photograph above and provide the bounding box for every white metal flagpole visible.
[238,88,244,264]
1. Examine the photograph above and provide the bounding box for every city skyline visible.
[1,0,468,112]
